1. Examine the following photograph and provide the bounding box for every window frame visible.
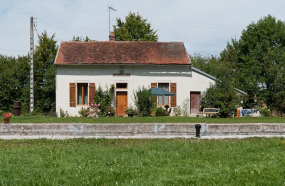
[157,83,169,106]
[77,83,88,106]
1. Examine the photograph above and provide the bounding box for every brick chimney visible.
[109,32,115,41]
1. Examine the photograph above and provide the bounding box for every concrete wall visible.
[56,65,215,116]
[1,123,285,138]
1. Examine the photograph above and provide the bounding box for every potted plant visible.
[2,113,12,124]
[124,104,135,117]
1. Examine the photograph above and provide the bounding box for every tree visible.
[94,84,115,115]
[133,86,155,116]
[113,12,158,41]
[200,77,241,118]
[220,15,285,114]
[71,36,96,42]
[34,31,58,113]
[0,55,30,112]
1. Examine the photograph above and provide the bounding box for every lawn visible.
[3,115,285,123]
[0,138,284,185]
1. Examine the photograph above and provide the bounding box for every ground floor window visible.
[77,83,88,105]
[158,83,169,106]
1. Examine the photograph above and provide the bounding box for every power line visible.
[0,48,28,53]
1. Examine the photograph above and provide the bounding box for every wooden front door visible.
[116,92,127,116]
[190,92,201,114]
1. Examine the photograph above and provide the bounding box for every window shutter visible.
[151,83,157,88]
[170,83,177,107]
[89,83,95,106]
[70,83,76,107]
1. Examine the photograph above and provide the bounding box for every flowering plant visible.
[87,103,100,118]
[2,113,12,118]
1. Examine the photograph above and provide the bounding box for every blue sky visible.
[0,0,285,57]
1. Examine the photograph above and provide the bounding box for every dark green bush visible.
[155,107,165,116]
[133,87,155,116]
[94,84,115,115]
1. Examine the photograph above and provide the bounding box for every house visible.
[54,33,217,117]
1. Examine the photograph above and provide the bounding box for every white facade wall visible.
[55,65,215,116]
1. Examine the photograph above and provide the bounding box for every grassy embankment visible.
[0,138,284,185]
[3,115,285,123]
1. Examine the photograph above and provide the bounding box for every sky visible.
[0,0,285,57]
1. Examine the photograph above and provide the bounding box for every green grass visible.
[3,115,285,123]
[0,138,284,185]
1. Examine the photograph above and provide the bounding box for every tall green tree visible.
[0,55,30,112]
[34,31,58,113]
[220,15,285,114]
[113,12,158,41]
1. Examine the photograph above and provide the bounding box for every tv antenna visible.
[108,6,117,34]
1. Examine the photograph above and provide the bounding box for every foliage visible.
[155,107,165,116]
[78,107,89,117]
[87,103,100,117]
[71,36,96,42]
[133,86,155,116]
[60,109,69,118]
[94,84,115,115]
[34,31,58,113]
[0,55,30,112]
[113,12,158,41]
[259,107,271,117]
[0,138,284,185]
[181,98,190,116]
[173,106,182,116]
[124,104,135,114]
[220,15,285,114]
[200,78,240,118]
[105,106,116,116]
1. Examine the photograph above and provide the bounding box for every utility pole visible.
[30,17,34,112]
[108,6,117,35]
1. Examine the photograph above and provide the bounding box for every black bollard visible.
[195,124,202,138]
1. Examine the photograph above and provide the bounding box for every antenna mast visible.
[108,6,117,34]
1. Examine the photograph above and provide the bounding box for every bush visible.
[106,106,116,116]
[181,98,190,116]
[155,107,165,116]
[259,107,270,117]
[94,84,115,115]
[78,107,88,117]
[133,86,155,116]
[200,78,240,118]
[87,103,100,117]
[173,106,182,116]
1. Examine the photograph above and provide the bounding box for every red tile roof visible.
[55,41,190,65]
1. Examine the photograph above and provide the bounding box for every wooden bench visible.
[202,108,220,117]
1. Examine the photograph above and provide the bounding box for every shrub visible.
[106,106,116,116]
[87,103,100,117]
[78,107,88,117]
[155,107,165,116]
[124,104,135,114]
[133,86,155,116]
[259,107,270,117]
[173,106,182,116]
[60,109,69,117]
[181,98,190,116]
[94,84,115,115]
[200,78,240,118]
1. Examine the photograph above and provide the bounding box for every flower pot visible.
[3,117,10,124]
